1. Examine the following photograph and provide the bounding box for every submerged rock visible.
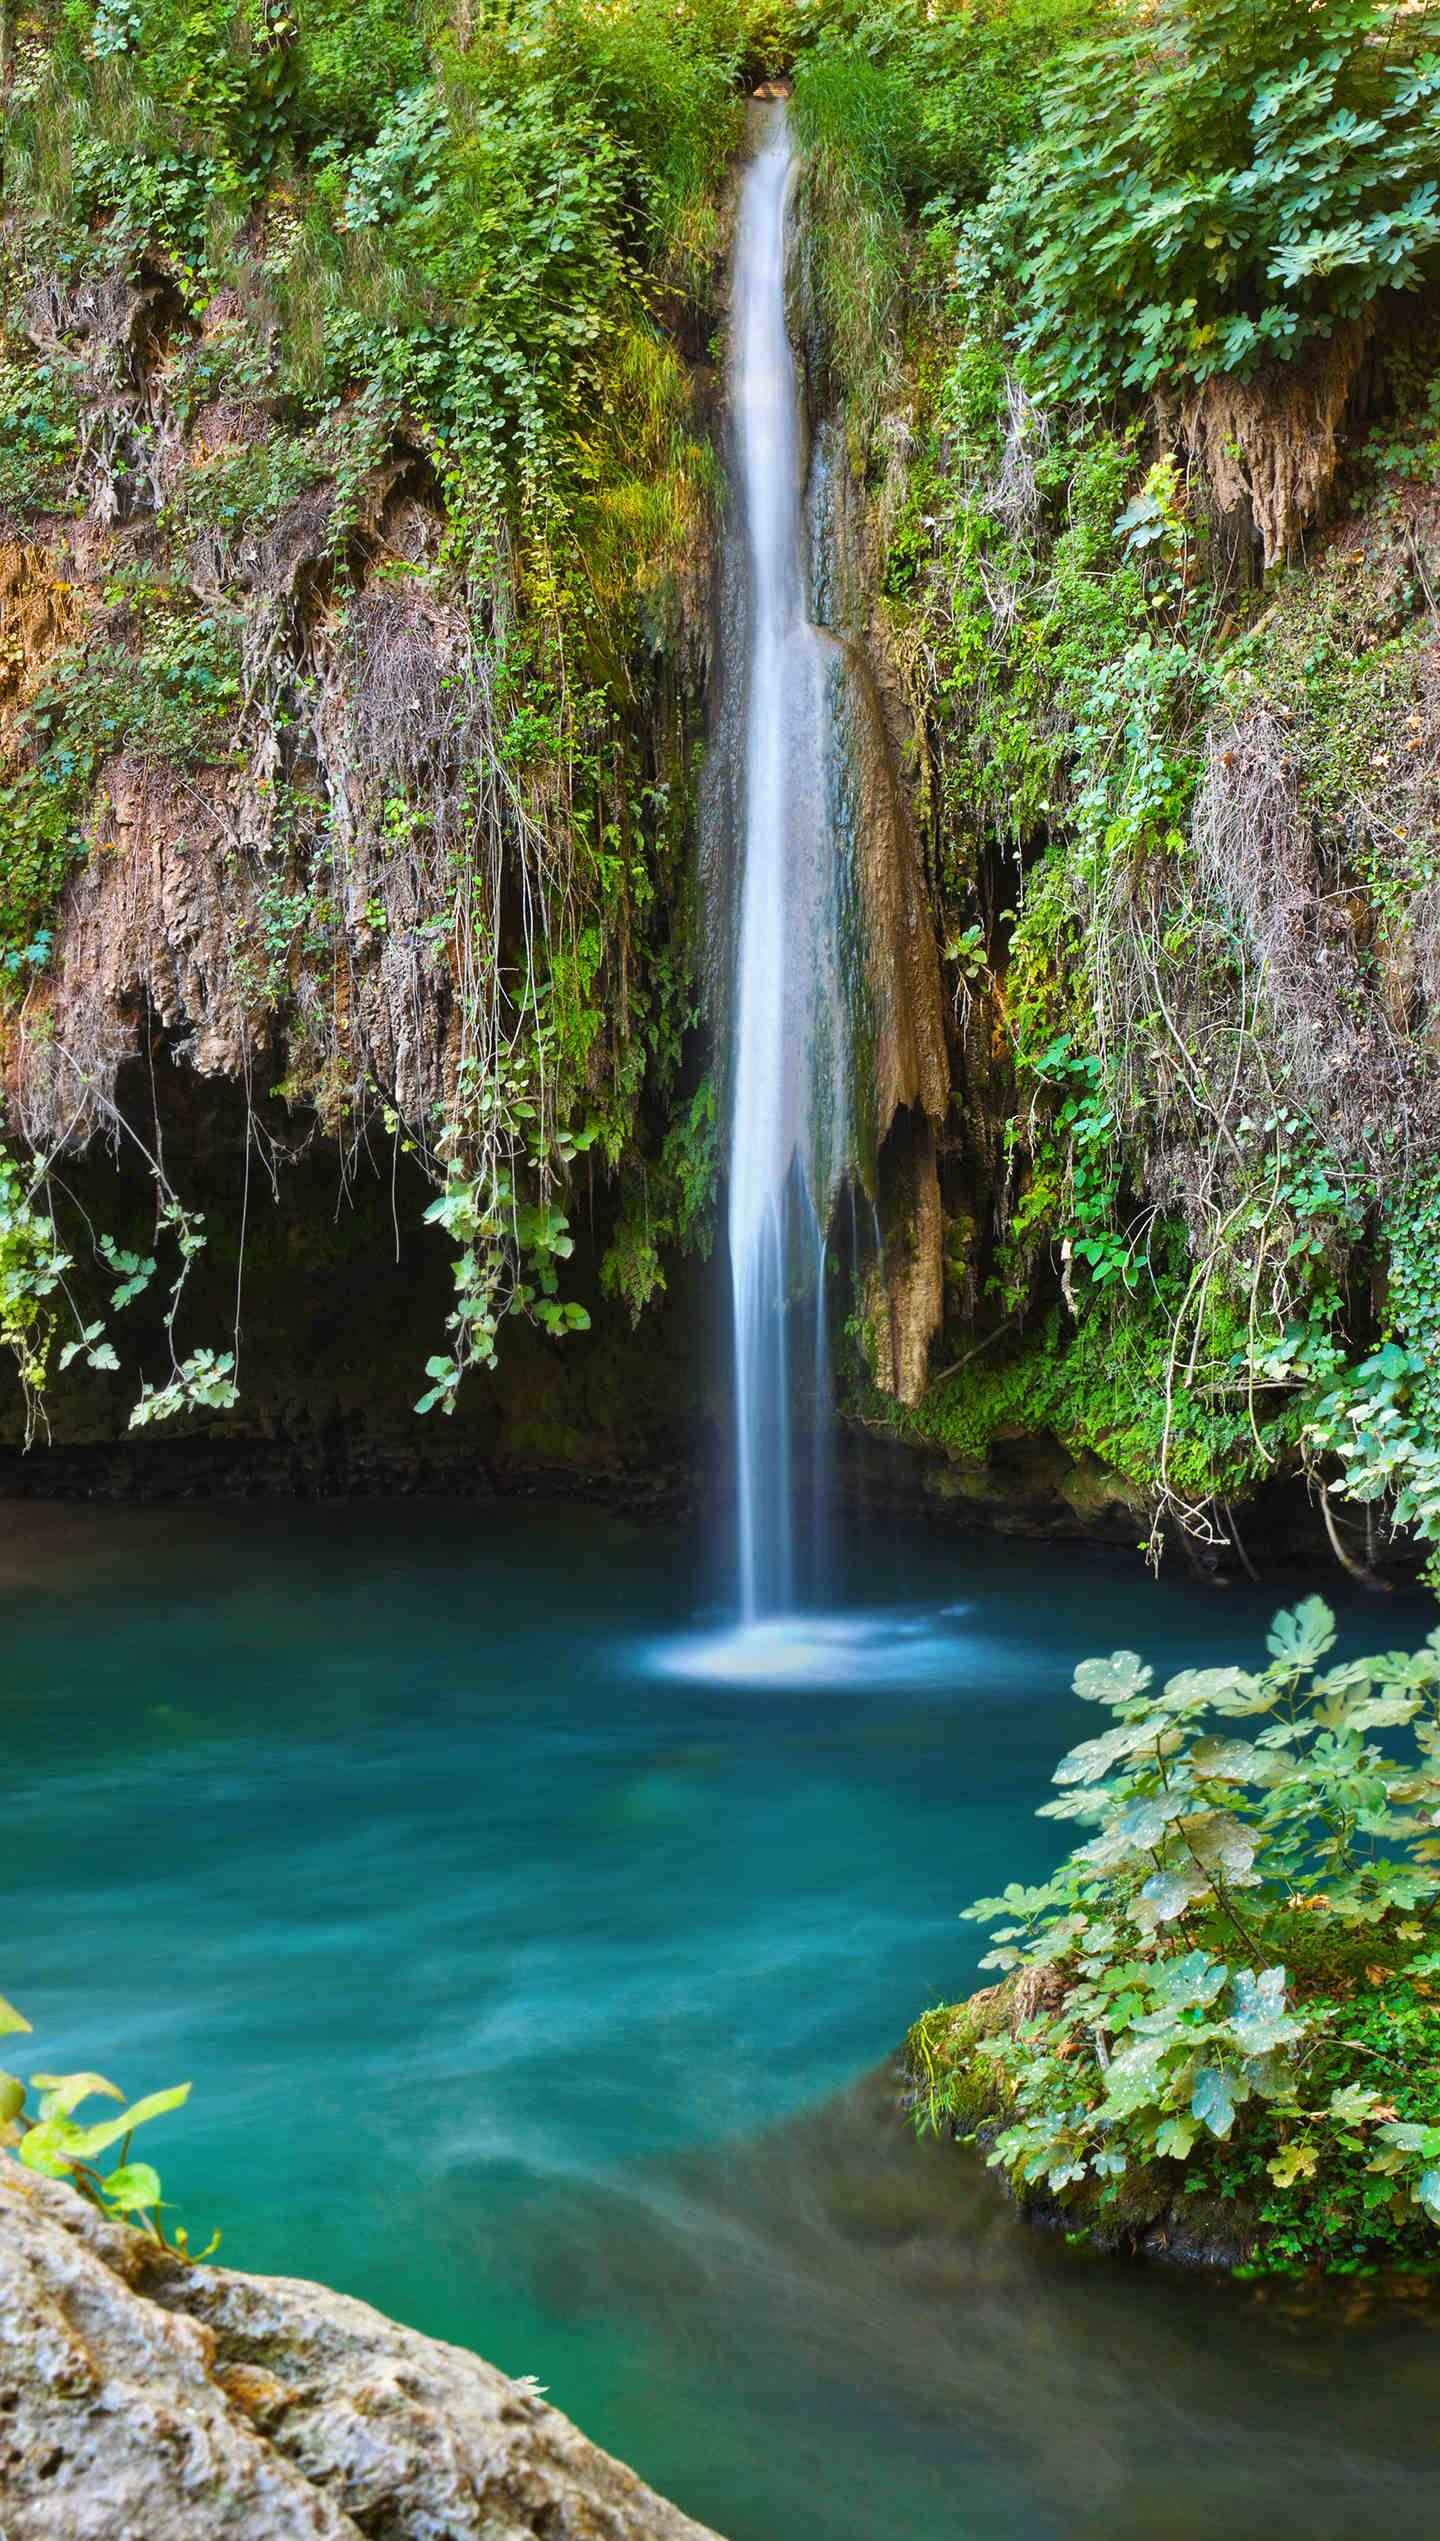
[0,2161,724,2541]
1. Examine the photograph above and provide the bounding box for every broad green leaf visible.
[1160,1666,1250,1714]
[1229,1967,1302,2058]
[1054,1717,1176,1785]
[1329,2085,1383,2125]
[1100,2036,1175,2120]
[1267,1598,1336,1671]
[1180,1811,1258,1882]
[1418,2168,1440,2228]
[1152,1949,1228,2010]
[1036,1788,1112,1823]
[1244,2047,1299,2103]
[1078,1794,1174,1867]
[1325,1690,1421,1736]
[1155,2113,1198,2161]
[1192,2066,1244,2139]
[1267,2141,1318,2189]
[1135,1867,1204,1926]
[1378,2120,1440,2158]
[962,1878,1065,1926]
[1190,1737,1278,1785]
[23,2081,191,2167]
[1073,1652,1153,1706]
[17,2122,73,2177]
[99,2162,162,2214]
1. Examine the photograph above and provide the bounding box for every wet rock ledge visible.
[0,2162,723,2541]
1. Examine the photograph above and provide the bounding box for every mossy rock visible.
[903,1979,1255,2272]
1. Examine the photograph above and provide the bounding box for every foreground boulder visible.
[0,2161,724,2541]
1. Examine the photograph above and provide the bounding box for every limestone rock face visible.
[0,2162,724,2541]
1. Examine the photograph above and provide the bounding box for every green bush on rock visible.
[913,1598,1440,2274]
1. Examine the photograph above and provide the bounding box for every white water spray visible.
[726,104,850,1622]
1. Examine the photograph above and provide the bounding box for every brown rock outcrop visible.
[0,541,85,733]
[1165,320,1372,568]
[809,419,949,1403]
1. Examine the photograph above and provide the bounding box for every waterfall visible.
[725,103,850,1623]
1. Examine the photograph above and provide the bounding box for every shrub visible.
[924,1597,1440,2270]
[1003,0,1440,398]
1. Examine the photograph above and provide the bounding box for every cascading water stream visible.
[726,102,850,1626]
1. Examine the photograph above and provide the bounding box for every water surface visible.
[7,1500,1440,2536]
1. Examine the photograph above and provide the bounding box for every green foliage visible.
[789,0,1095,438]
[896,1286,1277,1519]
[881,337,1198,892]
[1308,1176,1440,1580]
[290,0,434,153]
[600,1075,718,1319]
[311,66,633,473]
[0,353,81,513]
[0,1989,208,2254]
[998,0,1440,399]
[0,0,734,1416]
[414,1102,597,1414]
[1027,1036,1145,1295]
[920,1599,1440,2271]
[6,2,743,485]
[0,1133,245,1438]
[250,0,743,482]
[130,1343,240,1427]
[858,171,1440,1563]
[872,337,1297,1522]
[791,0,1099,218]
[0,1150,75,1425]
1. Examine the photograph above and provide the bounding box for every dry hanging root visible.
[1165,321,1372,568]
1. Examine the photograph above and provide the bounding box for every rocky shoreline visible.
[0,2162,723,2541]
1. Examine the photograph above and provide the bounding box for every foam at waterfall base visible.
[647,1605,978,1692]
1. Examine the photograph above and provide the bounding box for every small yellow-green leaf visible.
[1267,2142,1319,2190]
[55,2082,191,2161]
[31,2072,126,2121]
[100,2162,162,2215]
[17,2122,74,2179]
[0,1996,33,2038]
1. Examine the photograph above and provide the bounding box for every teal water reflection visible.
[6,1500,1440,2536]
